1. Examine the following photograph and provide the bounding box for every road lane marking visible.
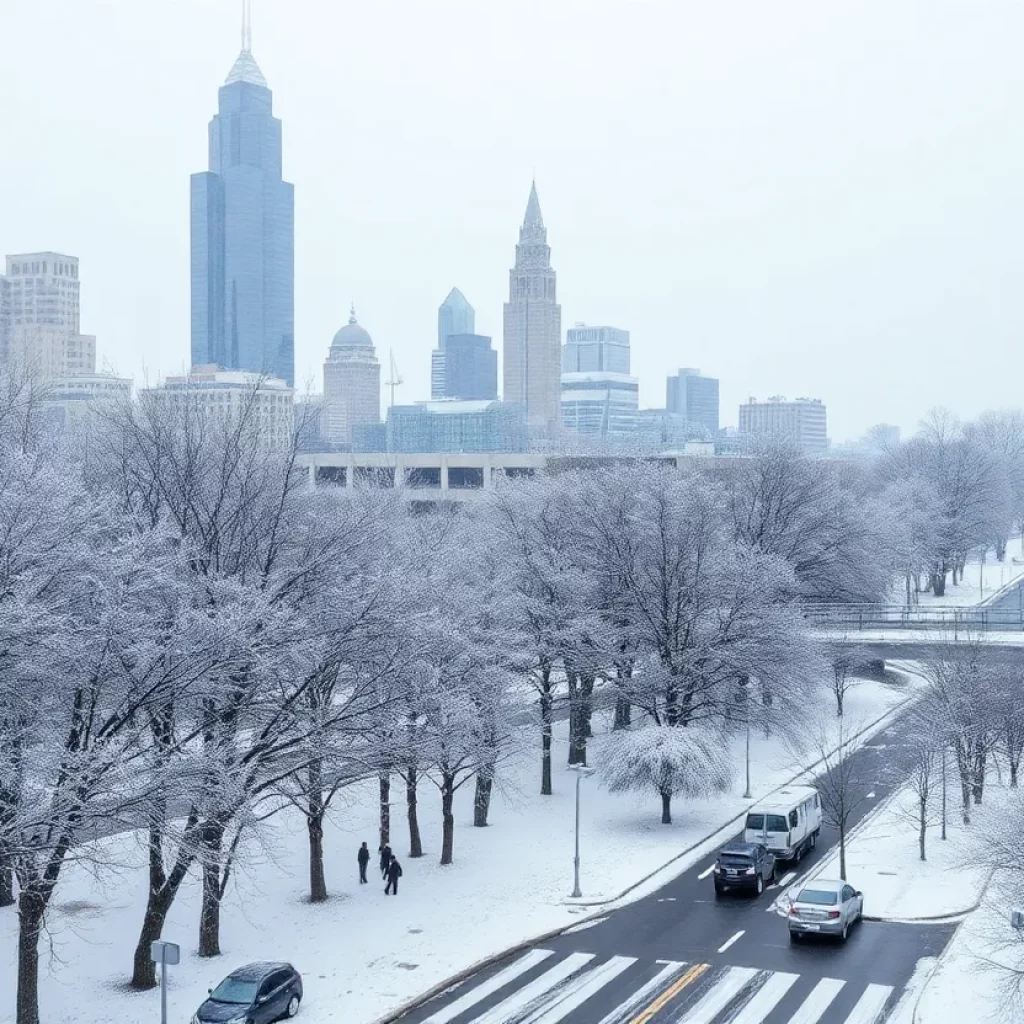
[676,966,759,1022]
[717,930,745,953]
[727,971,799,1023]
[843,983,894,1023]
[465,953,596,1024]
[528,956,638,1023]
[627,962,708,1024]
[564,916,608,934]
[778,871,796,887]
[698,864,716,879]
[594,962,687,1024]
[785,978,846,1023]
[420,948,556,1023]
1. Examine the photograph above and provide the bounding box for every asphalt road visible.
[394,706,957,1024]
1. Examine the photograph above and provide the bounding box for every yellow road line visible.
[628,962,709,1024]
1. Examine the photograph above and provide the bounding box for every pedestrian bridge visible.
[804,604,1024,658]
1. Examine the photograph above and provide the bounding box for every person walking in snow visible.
[384,855,403,895]
[358,842,370,884]
[379,842,392,880]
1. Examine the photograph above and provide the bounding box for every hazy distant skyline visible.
[2,0,1022,440]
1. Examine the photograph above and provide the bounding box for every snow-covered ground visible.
[0,677,912,1024]
[908,877,1024,1024]
[914,535,1024,608]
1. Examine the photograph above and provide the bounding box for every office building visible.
[563,324,630,375]
[40,373,132,431]
[560,372,639,442]
[387,400,526,454]
[142,365,294,448]
[739,396,828,451]
[503,181,562,435]
[666,368,719,437]
[434,334,497,401]
[190,14,295,385]
[1,253,95,378]
[637,409,711,449]
[431,287,476,399]
[322,306,381,446]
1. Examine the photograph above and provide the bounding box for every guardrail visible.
[803,604,1024,633]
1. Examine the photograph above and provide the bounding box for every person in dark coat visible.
[379,843,392,880]
[384,855,403,895]
[358,842,370,883]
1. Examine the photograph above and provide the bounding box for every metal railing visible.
[803,604,1024,633]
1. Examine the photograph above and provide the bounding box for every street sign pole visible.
[150,940,180,1024]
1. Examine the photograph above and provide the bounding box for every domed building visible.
[323,306,381,446]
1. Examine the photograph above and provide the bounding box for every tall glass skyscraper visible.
[191,25,295,385]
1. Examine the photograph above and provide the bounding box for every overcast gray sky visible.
[2,0,1022,440]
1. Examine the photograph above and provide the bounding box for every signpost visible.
[150,940,180,1024]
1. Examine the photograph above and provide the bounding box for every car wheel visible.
[810,832,817,849]
[769,864,776,884]
[841,920,849,942]
[714,884,724,898]
[755,874,764,895]
[286,995,300,1018]
[789,930,800,943]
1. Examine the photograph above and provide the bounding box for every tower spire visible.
[242,0,252,52]
[523,179,544,230]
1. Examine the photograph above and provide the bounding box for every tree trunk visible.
[972,749,986,805]
[918,797,927,861]
[474,774,493,828]
[960,779,971,825]
[613,696,631,731]
[16,889,45,1024]
[581,672,595,739]
[378,772,391,847]
[406,767,423,857]
[198,819,224,958]
[0,856,13,908]
[996,537,1007,561]
[838,824,847,880]
[660,789,672,825]
[1010,757,1019,789]
[931,571,947,597]
[566,669,587,766]
[440,779,455,866]
[131,887,177,989]
[307,812,328,903]
[540,681,553,796]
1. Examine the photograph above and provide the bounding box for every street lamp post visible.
[567,764,596,898]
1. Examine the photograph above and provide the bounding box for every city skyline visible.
[2,1,1022,440]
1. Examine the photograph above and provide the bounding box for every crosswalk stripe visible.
[420,948,556,1023]
[842,983,894,1024]
[526,956,638,1023]
[726,971,799,1023]
[591,962,688,1024]
[785,977,846,1024]
[463,952,596,1024]
[674,966,759,1022]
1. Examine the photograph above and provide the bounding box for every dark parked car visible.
[192,962,303,1023]
[713,841,776,896]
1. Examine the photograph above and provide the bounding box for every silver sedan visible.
[788,879,864,942]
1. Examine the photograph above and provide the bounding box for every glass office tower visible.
[191,46,295,385]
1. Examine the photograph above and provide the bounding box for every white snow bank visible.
[0,678,911,1024]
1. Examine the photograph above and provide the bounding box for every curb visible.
[910,867,999,1024]
[368,684,920,1024]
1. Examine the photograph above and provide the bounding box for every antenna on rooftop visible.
[241,0,253,52]
[385,349,403,409]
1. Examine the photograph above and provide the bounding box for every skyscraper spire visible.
[242,0,253,52]
[225,0,267,86]
[523,179,544,231]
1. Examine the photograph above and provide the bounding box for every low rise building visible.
[560,372,639,442]
[386,400,526,454]
[739,396,827,451]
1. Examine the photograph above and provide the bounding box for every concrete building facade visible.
[503,181,561,436]
[666,368,719,437]
[322,307,381,446]
[560,372,639,442]
[739,396,828,451]
[1,253,95,378]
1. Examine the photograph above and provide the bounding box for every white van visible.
[743,786,822,862]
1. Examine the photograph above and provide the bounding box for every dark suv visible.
[713,841,776,897]
[192,962,303,1023]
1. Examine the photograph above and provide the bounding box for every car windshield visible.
[745,813,788,832]
[210,978,260,1005]
[719,854,753,867]
[797,888,838,905]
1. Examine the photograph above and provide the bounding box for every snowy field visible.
[0,678,912,1024]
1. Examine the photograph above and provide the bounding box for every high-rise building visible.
[739,396,828,451]
[563,325,630,375]
[666,368,719,437]
[560,372,639,443]
[503,182,562,435]
[141,365,294,449]
[1,253,95,378]
[432,289,489,400]
[190,12,295,385]
[322,307,381,446]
